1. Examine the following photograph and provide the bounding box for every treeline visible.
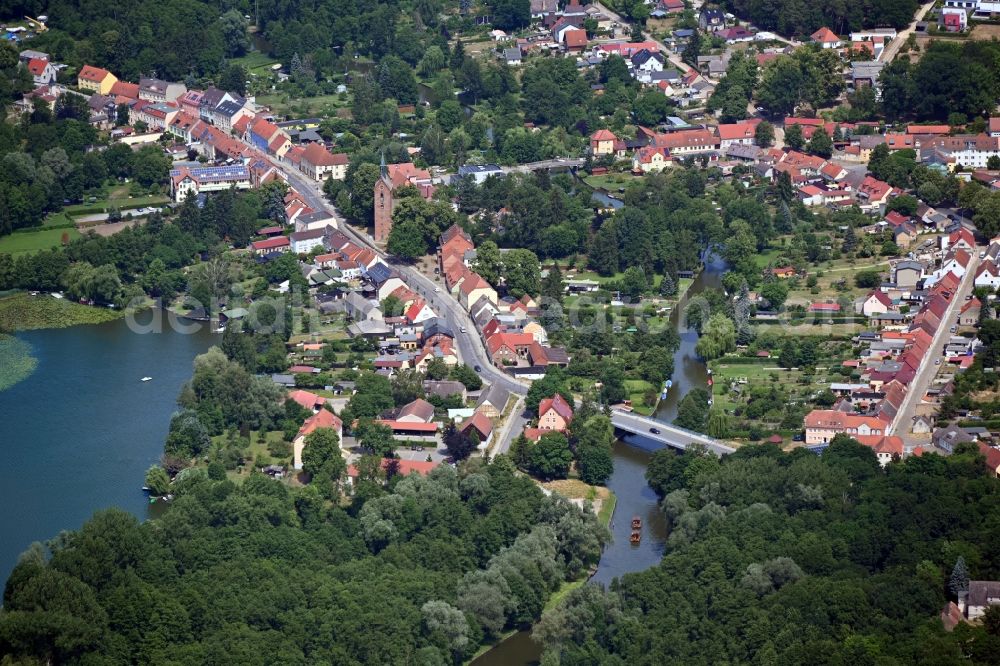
[881,41,1000,123]
[536,438,1000,664]
[0,458,605,664]
[719,0,917,36]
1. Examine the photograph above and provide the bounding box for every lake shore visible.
[0,293,124,332]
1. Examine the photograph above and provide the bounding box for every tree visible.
[144,466,171,496]
[695,313,736,361]
[503,249,541,298]
[529,432,573,480]
[784,123,804,151]
[674,388,710,431]
[755,121,774,148]
[760,281,789,310]
[302,428,347,497]
[491,0,530,31]
[806,127,832,158]
[357,420,396,458]
[474,240,503,286]
[577,444,613,485]
[950,556,970,599]
[444,422,476,462]
[164,410,211,458]
[386,221,427,261]
[682,30,701,68]
[450,364,483,391]
[989,155,1000,171]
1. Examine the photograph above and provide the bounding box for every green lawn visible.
[255,93,347,118]
[232,51,280,72]
[624,379,658,416]
[0,227,80,256]
[584,173,638,192]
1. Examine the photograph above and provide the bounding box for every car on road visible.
[460,326,467,333]
[649,427,661,434]
[435,286,440,292]
[950,326,957,332]
[792,433,804,441]
[935,359,941,365]
[474,365,482,372]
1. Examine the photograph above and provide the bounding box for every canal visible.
[0,314,215,585]
[473,239,726,664]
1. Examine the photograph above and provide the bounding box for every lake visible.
[0,314,215,585]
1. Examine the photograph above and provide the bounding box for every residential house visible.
[811,27,842,48]
[539,394,574,430]
[893,260,923,288]
[250,236,291,255]
[856,176,894,213]
[960,297,982,326]
[804,410,887,444]
[960,581,1000,620]
[293,409,343,470]
[717,121,759,150]
[933,424,977,453]
[24,57,55,86]
[290,227,331,254]
[299,143,349,181]
[170,165,251,202]
[855,435,904,467]
[138,77,186,103]
[77,65,117,94]
[859,290,894,317]
[476,384,511,418]
[975,261,1000,288]
[698,7,726,31]
[423,380,467,401]
[461,411,493,447]
[345,292,383,322]
[459,273,498,310]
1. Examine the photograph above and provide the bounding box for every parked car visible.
[649,427,661,434]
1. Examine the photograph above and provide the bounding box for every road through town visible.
[889,250,981,444]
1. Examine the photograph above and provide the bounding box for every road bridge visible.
[610,409,735,456]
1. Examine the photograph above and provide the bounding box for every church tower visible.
[373,152,394,244]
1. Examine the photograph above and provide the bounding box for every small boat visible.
[707,376,714,387]
[140,377,152,382]
[630,531,641,545]
[631,516,642,530]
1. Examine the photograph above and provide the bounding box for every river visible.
[0,314,215,585]
[473,243,726,665]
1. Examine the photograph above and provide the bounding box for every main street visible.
[268,156,529,398]
[889,249,982,445]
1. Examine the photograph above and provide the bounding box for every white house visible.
[975,261,1000,289]
[290,227,330,254]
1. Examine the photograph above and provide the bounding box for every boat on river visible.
[630,530,641,545]
[140,377,152,382]
[631,516,642,530]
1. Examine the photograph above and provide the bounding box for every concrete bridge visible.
[501,158,585,174]
[610,409,735,456]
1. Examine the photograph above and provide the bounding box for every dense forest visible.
[719,0,917,37]
[0,458,605,664]
[535,438,1000,665]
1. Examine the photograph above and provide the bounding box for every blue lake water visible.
[0,315,215,586]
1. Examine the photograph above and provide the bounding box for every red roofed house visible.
[590,129,622,156]
[855,435,904,467]
[461,411,494,446]
[811,27,842,48]
[346,458,440,485]
[396,398,436,423]
[859,290,893,317]
[459,273,498,310]
[632,146,670,173]
[717,120,760,149]
[564,28,588,51]
[486,331,535,366]
[25,58,55,86]
[250,236,291,255]
[293,409,344,470]
[298,142,349,182]
[979,442,1000,477]
[907,124,950,136]
[77,65,117,94]
[804,410,887,444]
[947,227,976,252]
[960,297,982,326]
[856,176,894,212]
[405,299,435,324]
[539,393,574,430]
[809,302,841,313]
[289,389,327,412]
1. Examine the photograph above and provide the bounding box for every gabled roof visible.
[811,27,840,43]
[539,393,574,422]
[79,65,111,82]
[297,408,342,438]
[398,398,436,422]
[461,411,493,440]
[302,142,349,167]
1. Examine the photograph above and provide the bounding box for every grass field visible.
[256,93,347,118]
[232,51,280,72]
[0,227,80,256]
[0,294,122,331]
[584,173,638,192]
[624,379,658,416]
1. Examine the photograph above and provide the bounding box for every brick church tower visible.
[373,154,394,244]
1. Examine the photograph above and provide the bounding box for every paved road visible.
[889,249,981,442]
[490,398,530,456]
[267,152,530,398]
[881,0,935,65]
[610,409,735,456]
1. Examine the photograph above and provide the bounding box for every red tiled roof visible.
[811,27,840,43]
[377,419,439,432]
[592,129,617,141]
[298,409,342,437]
[564,28,588,48]
[251,236,290,250]
[79,65,111,83]
[110,81,140,99]
[302,142,348,167]
[539,393,574,421]
[26,58,48,76]
[462,411,493,439]
[347,458,439,478]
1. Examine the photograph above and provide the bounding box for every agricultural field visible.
[0,227,80,256]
